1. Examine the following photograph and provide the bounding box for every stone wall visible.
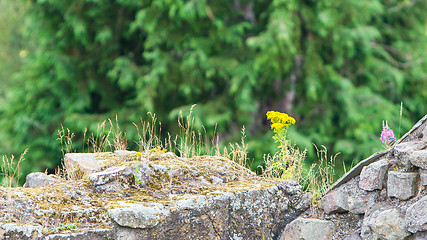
[0,151,310,240]
[280,114,427,240]
[2,114,426,240]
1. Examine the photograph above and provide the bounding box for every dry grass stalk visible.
[303,145,337,212]
[0,149,28,187]
[261,143,306,181]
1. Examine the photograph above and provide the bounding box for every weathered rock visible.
[44,229,112,240]
[347,193,374,215]
[392,141,427,169]
[95,181,124,192]
[361,205,410,240]
[409,150,427,169]
[23,172,58,188]
[109,185,309,240]
[344,230,363,240]
[326,176,378,215]
[89,166,130,186]
[321,189,349,214]
[108,202,168,229]
[279,217,334,240]
[405,195,427,233]
[114,150,137,155]
[420,169,427,186]
[422,125,427,142]
[406,231,427,240]
[64,153,103,179]
[359,159,389,191]
[387,171,418,200]
[1,223,43,239]
[278,181,302,195]
[89,161,151,190]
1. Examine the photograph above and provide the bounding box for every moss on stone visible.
[1,151,285,236]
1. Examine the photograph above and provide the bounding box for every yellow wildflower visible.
[266,111,296,130]
[135,152,142,156]
[271,123,287,130]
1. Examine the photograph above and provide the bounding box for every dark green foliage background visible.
[1,0,426,183]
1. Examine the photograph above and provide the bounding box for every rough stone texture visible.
[321,189,349,214]
[23,172,58,188]
[409,150,427,169]
[420,169,427,186]
[88,161,151,190]
[361,205,410,240]
[387,171,418,200]
[359,159,389,191]
[423,125,427,142]
[44,229,112,240]
[64,153,103,179]
[109,202,168,229]
[279,217,334,240]
[1,223,43,239]
[111,186,309,240]
[347,194,372,215]
[343,230,363,240]
[89,166,129,186]
[390,141,427,170]
[406,231,427,240]
[405,195,427,233]
[336,177,379,215]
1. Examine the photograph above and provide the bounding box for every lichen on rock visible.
[1,150,309,239]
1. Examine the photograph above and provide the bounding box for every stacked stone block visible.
[280,122,427,239]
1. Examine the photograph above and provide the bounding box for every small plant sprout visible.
[380,120,396,149]
[134,151,143,184]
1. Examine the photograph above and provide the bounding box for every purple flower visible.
[380,121,396,149]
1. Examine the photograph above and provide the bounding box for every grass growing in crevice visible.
[303,145,338,206]
[262,111,338,207]
[222,126,249,168]
[261,143,306,181]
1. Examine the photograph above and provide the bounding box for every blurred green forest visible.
[1,0,426,184]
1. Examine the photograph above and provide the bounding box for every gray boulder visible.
[408,150,427,169]
[321,189,349,214]
[359,159,389,191]
[387,171,418,200]
[109,202,168,229]
[391,141,426,169]
[279,217,335,240]
[23,172,58,188]
[361,205,410,240]
[1,223,42,239]
[405,195,427,233]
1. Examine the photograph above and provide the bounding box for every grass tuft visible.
[303,145,338,207]
[1,149,28,187]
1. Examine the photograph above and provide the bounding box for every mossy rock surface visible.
[1,151,309,239]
